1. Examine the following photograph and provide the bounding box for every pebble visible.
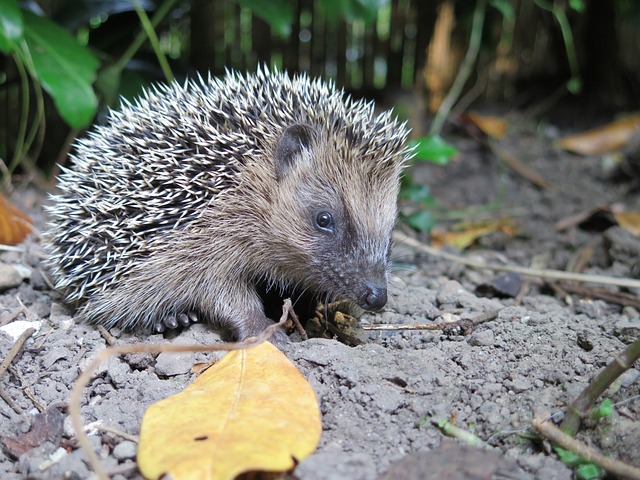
[154,351,196,376]
[614,318,640,344]
[0,263,23,291]
[467,329,495,346]
[112,441,137,460]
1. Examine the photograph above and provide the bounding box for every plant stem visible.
[533,416,640,479]
[5,51,30,187]
[560,337,640,436]
[429,0,487,137]
[114,0,179,78]
[533,0,581,91]
[132,0,174,84]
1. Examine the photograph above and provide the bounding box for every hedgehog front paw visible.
[154,311,198,333]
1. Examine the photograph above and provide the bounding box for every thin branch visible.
[394,234,640,290]
[0,328,35,380]
[532,416,640,480]
[560,337,640,436]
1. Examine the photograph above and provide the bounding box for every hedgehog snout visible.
[357,283,388,311]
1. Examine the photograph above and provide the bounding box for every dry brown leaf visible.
[614,211,640,237]
[431,218,516,250]
[466,111,507,139]
[555,114,640,155]
[137,342,321,480]
[0,194,32,245]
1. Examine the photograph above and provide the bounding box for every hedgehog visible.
[44,67,411,345]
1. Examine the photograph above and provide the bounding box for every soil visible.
[0,111,639,480]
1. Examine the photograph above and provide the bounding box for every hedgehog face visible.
[268,123,399,311]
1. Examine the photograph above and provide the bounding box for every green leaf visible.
[402,210,436,233]
[400,182,435,205]
[21,11,99,128]
[410,135,457,165]
[554,447,583,466]
[568,0,586,13]
[490,0,515,20]
[318,0,382,25]
[590,398,613,420]
[576,463,604,479]
[237,0,294,37]
[567,77,582,95]
[0,0,23,53]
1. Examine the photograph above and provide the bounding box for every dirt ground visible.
[0,111,639,479]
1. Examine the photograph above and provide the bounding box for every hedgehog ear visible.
[274,123,316,181]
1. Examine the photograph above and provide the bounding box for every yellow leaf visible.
[137,342,321,480]
[465,111,507,139]
[431,218,516,250]
[555,114,640,155]
[0,194,32,246]
[614,211,640,237]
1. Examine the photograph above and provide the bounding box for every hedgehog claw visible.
[158,312,198,331]
[177,313,190,326]
[163,315,179,329]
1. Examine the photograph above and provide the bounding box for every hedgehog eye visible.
[315,211,334,232]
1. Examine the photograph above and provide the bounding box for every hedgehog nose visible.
[358,285,387,311]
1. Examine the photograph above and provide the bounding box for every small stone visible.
[112,441,137,460]
[576,330,594,351]
[154,351,196,376]
[0,263,23,291]
[104,357,131,386]
[468,329,495,346]
[506,376,532,393]
[614,318,640,344]
[436,280,466,305]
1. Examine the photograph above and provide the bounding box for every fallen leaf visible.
[555,114,640,155]
[431,218,516,250]
[0,407,64,459]
[0,194,32,245]
[465,112,507,139]
[614,211,640,237]
[137,342,321,480]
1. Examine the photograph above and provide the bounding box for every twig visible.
[0,304,27,327]
[97,326,117,346]
[532,416,640,480]
[0,387,27,417]
[560,337,640,437]
[363,309,500,332]
[557,283,640,310]
[432,418,492,449]
[70,300,292,480]
[287,307,307,340]
[0,327,35,380]
[11,365,46,412]
[0,244,25,253]
[95,424,139,443]
[395,234,640,290]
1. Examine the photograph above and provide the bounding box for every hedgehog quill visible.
[45,68,411,345]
